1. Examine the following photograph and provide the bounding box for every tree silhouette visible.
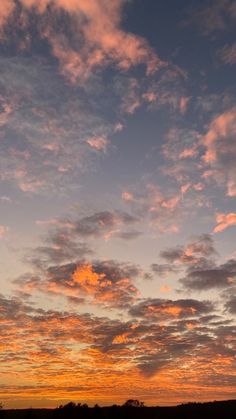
[123,399,144,407]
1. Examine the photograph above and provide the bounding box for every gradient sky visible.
[0,0,236,409]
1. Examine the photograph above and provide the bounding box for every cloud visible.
[16,259,140,308]
[201,108,236,196]
[0,57,181,194]
[179,96,190,114]
[0,196,11,202]
[160,107,236,202]
[163,128,200,162]
[0,3,187,195]
[129,297,213,319]
[218,42,236,65]
[0,224,8,237]
[185,0,236,36]
[0,0,161,82]
[0,293,35,319]
[180,259,236,290]
[202,108,236,163]
[0,0,14,29]
[86,136,109,152]
[140,66,189,113]
[160,285,172,293]
[214,212,236,233]
[122,183,182,233]
[0,290,235,403]
[160,127,214,209]
[74,210,139,239]
[151,263,179,277]
[160,234,216,266]
[0,56,117,193]
[225,295,236,314]
[14,206,145,308]
[158,236,236,291]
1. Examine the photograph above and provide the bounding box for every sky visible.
[0,0,236,409]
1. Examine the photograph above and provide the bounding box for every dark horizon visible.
[2,398,236,409]
[1,400,236,419]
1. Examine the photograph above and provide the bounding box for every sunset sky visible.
[0,0,236,409]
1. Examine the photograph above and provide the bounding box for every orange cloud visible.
[147,303,195,318]
[160,285,171,293]
[72,264,107,294]
[214,212,236,233]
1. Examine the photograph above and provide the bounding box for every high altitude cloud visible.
[218,42,236,65]
[0,0,165,194]
[0,56,115,192]
[162,108,236,200]
[0,0,161,82]
[186,0,236,35]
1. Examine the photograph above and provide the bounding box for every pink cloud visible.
[201,108,236,196]
[86,136,109,152]
[214,212,236,233]
[202,108,236,163]
[142,91,157,103]
[160,196,180,210]
[122,183,183,233]
[179,146,198,159]
[1,0,162,82]
[179,96,190,114]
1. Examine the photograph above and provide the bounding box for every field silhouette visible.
[1,399,236,419]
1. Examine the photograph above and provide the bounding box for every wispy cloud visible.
[218,42,236,65]
[185,0,236,36]
[0,0,162,82]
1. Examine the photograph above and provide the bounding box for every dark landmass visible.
[1,400,236,419]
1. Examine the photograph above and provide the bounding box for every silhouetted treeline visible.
[1,399,236,419]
